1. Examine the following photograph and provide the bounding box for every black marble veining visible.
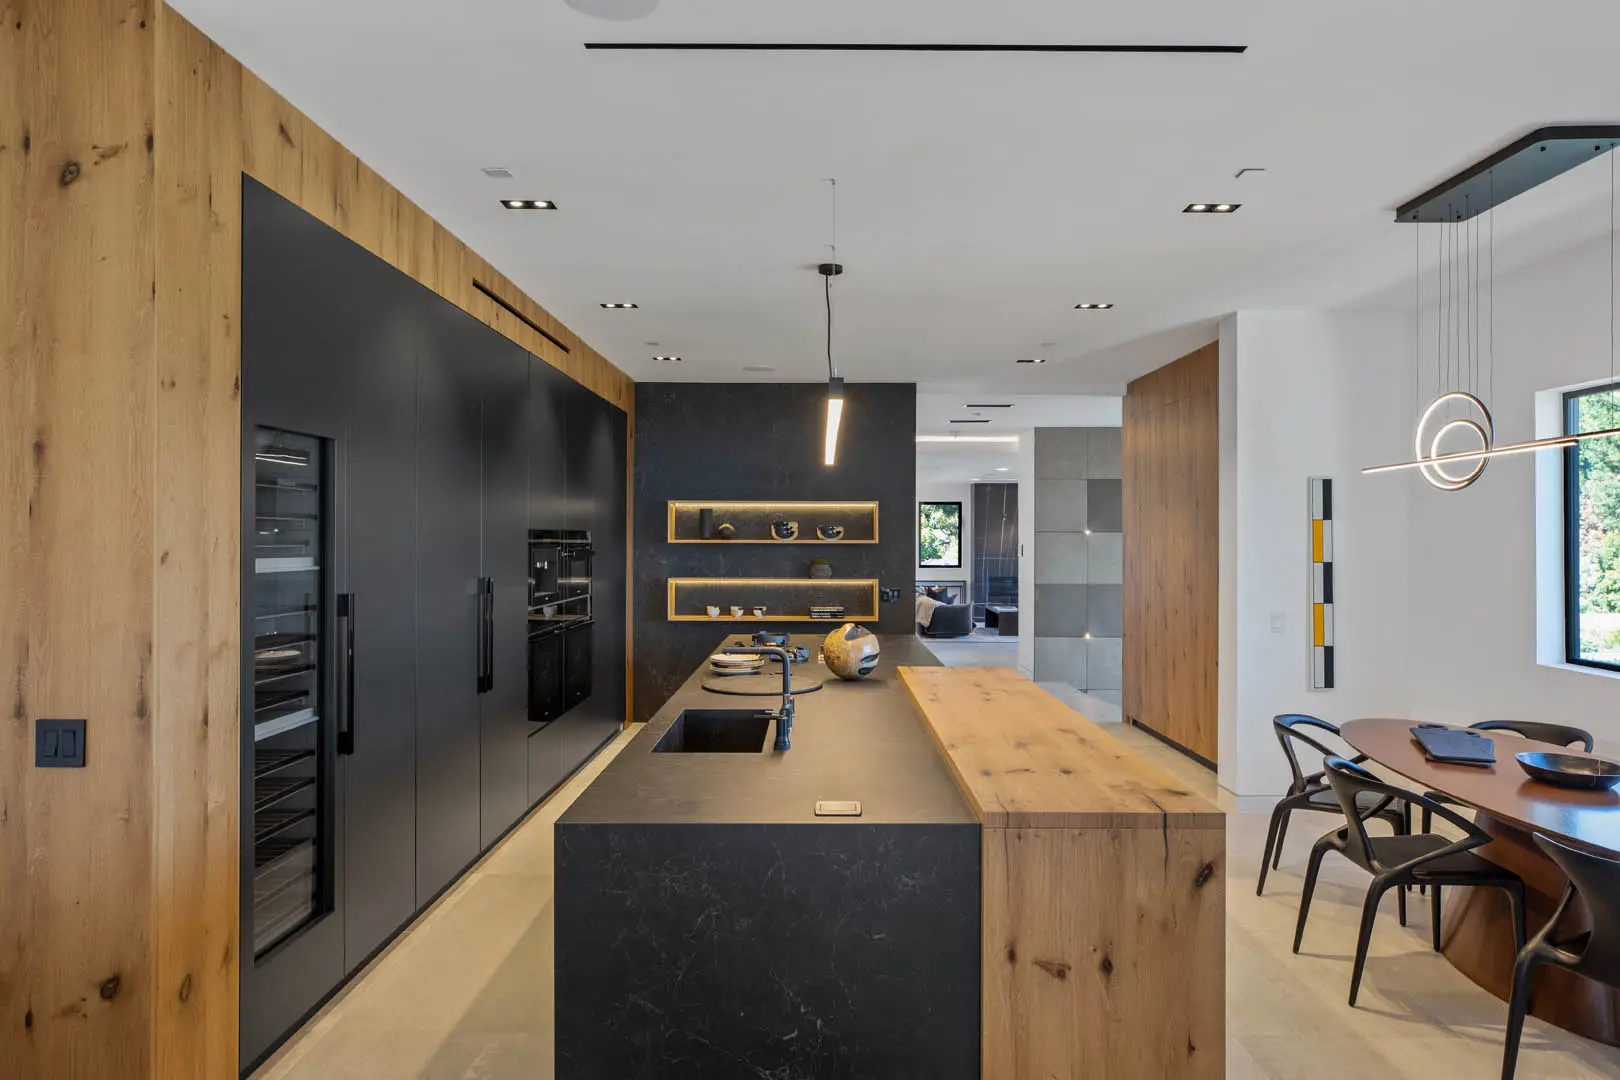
[556,635,980,1079]
[632,382,918,721]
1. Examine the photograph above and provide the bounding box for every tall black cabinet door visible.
[240,179,348,1069]
[334,275,420,971]
[478,332,532,845]
[527,360,572,804]
[413,301,486,903]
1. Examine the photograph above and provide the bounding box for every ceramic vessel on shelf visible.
[752,606,767,617]
[770,519,800,541]
[699,508,715,539]
[705,605,721,618]
[716,522,735,539]
[816,523,845,541]
[808,558,832,580]
[729,606,744,618]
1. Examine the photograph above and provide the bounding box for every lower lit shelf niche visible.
[667,577,880,622]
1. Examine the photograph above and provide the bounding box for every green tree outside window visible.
[919,502,962,567]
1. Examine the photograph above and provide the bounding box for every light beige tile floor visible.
[254,721,1620,1080]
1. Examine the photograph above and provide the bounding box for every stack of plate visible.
[808,605,845,621]
[708,653,766,677]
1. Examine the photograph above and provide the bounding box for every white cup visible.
[730,606,745,618]
[706,605,721,617]
[753,606,767,617]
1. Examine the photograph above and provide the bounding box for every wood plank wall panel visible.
[1,1,159,1076]
[1122,342,1220,764]
[0,5,633,1076]
[152,13,244,1077]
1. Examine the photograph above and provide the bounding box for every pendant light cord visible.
[825,271,835,379]
[826,177,839,380]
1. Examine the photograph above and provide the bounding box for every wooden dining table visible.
[1341,718,1620,1045]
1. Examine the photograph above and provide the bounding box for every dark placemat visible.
[1411,724,1497,767]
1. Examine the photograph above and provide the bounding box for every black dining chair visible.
[1257,715,1409,896]
[1501,834,1620,1080]
[1294,757,1527,1007]
[1470,720,1595,752]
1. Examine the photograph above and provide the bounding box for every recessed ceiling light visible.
[1016,357,1047,364]
[655,355,682,362]
[1184,202,1240,213]
[482,166,515,179]
[949,419,991,424]
[600,302,639,309]
[500,198,556,210]
[1074,302,1114,310]
[743,365,774,372]
[964,403,1014,409]
[995,467,1009,472]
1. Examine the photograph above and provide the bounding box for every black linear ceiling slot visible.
[472,280,571,354]
[1395,124,1620,223]
[584,42,1247,54]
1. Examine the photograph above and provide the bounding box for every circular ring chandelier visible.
[1414,391,1494,491]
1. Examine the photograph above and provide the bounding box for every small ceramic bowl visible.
[1516,751,1620,791]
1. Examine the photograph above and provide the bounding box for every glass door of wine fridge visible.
[250,427,334,957]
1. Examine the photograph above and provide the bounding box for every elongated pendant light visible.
[821,178,845,467]
[1366,131,1620,487]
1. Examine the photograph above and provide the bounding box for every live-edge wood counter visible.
[900,666,1226,1080]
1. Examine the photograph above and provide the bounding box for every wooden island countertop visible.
[899,665,1227,1080]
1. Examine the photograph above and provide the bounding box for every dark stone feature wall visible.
[970,481,1019,623]
[555,822,981,1080]
[633,382,917,721]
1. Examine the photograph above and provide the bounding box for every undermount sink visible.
[652,709,772,754]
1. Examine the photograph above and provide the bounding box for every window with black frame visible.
[919,501,963,569]
[1565,382,1620,669]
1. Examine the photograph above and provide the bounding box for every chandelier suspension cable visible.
[1445,213,1458,399]
[1466,199,1473,398]
[1489,168,1495,408]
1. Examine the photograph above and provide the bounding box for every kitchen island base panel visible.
[900,665,1227,1080]
[983,824,1226,1080]
[555,821,981,1080]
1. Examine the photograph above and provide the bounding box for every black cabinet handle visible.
[337,593,356,756]
[477,577,494,694]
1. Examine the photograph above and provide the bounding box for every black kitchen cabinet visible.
[241,176,418,1066]
[476,335,534,848]
[239,178,626,1071]
[412,299,488,904]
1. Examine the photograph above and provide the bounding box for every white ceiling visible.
[173,0,1620,393]
[916,441,1021,489]
[914,392,1120,483]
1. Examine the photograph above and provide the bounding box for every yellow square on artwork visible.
[1313,603,1325,646]
[1312,519,1324,563]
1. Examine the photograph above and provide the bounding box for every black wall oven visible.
[529,530,593,727]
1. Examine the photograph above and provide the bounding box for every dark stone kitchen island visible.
[555,633,980,1080]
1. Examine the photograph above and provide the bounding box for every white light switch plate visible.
[1270,612,1287,634]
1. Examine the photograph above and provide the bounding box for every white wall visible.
[916,481,973,597]
[1221,311,1415,797]
[1221,232,1620,797]
[1017,435,1038,678]
[1405,233,1620,757]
